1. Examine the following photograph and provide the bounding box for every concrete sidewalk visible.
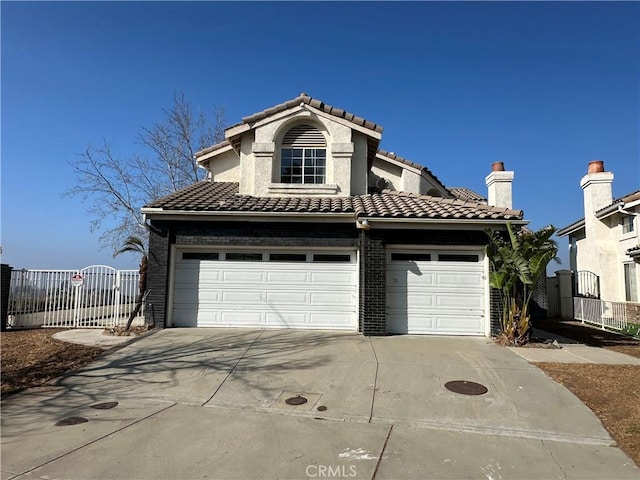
[507,328,640,364]
[2,329,638,480]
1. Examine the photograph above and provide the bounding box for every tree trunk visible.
[125,256,147,331]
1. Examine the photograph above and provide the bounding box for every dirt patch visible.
[1,329,104,396]
[103,325,154,337]
[536,362,640,466]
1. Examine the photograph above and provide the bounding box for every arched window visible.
[280,124,326,184]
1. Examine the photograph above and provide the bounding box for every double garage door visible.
[171,247,486,335]
[386,249,487,335]
[171,250,357,329]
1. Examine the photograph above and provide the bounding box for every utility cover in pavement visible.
[55,417,89,426]
[444,380,488,395]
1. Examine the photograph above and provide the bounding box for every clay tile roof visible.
[195,139,230,158]
[449,187,487,203]
[627,245,640,257]
[235,93,383,134]
[144,182,523,221]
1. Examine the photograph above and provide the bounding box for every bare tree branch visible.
[64,94,225,253]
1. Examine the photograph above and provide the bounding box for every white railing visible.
[573,297,628,331]
[7,266,145,329]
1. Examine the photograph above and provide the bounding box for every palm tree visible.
[485,222,560,345]
[114,236,148,331]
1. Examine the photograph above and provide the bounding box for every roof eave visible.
[358,216,527,229]
[557,220,585,237]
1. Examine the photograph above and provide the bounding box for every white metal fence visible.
[7,265,144,329]
[573,297,628,331]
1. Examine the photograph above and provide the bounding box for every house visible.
[142,94,525,336]
[557,160,640,302]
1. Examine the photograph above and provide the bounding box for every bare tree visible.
[65,93,225,252]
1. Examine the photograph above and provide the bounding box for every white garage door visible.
[171,250,357,329]
[386,250,486,335]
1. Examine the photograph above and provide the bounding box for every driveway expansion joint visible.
[368,337,380,424]
[200,330,265,407]
[371,424,393,480]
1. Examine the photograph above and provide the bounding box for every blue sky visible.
[2,1,639,270]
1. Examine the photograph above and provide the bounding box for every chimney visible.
[485,161,514,209]
[580,160,614,215]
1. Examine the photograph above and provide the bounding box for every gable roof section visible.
[375,150,450,196]
[143,181,523,222]
[196,93,383,166]
[559,189,640,236]
[595,190,640,219]
[237,93,383,134]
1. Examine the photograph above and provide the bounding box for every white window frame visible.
[280,147,326,184]
[621,215,635,235]
[624,262,638,302]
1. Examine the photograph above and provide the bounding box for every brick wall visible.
[359,230,386,335]
[626,302,640,324]
[146,223,172,328]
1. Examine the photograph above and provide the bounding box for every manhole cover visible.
[55,416,89,426]
[285,395,308,406]
[317,405,327,412]
[91,402,119,410]
[444,380,488,396]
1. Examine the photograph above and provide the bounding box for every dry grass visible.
[536,362,640,466]
[1,329,104,395]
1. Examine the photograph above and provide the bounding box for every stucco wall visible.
[209,149,241,182]
[370,158,403,192]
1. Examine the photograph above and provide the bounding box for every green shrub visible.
[622,323,640,338]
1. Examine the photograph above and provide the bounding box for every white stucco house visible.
[557,160,640,303]
[142,93,527,335]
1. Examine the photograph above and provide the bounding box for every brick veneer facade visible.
[146,220,494,335]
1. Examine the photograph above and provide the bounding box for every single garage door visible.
[171,250,357,329]
[386,249,486,335]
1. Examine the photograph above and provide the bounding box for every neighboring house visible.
[142,93,525,336]
[557,160,640,302]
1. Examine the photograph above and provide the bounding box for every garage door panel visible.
[266,270,309,283]
[222,270,264,283]
[402,294,435,308]
[265,291,309,304]
[265,312,311,327]
[435,293,483,309]
[222,290,262,303]
[308,313,354,327]
[310,271,354,285]
[310,292,354,306]
[434,272,483,287]
[219,311,264,325]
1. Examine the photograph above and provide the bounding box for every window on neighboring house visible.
[624,262,638,302]
[280,124,326,184]
[622,215,635,234]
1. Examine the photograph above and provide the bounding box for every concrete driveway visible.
[2,329,638,479]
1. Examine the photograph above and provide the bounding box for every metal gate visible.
[7,265,144,329]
